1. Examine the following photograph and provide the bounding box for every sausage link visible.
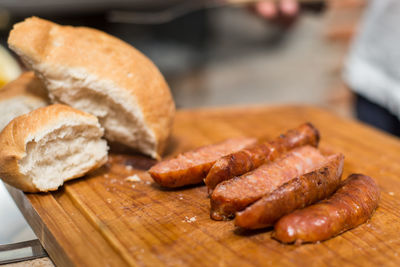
[148,137,257,188]
[273,174,380,244]
[210,146,326,220]
[235,154,344,229]
[205,123,320,190]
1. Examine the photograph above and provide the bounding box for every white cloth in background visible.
[344,0,400,120]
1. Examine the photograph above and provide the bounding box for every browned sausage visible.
[273,174,380,244]
[235,153,344,229]
[148,137,257,188]
[205,123,320,190]
[210,145,326,220]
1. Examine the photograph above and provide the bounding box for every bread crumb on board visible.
[182,216,197,223]
[126,174,141,182]
[125,174,152,185]
[388,192,395,196]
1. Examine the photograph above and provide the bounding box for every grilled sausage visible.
[235,154,344,229]
[273,174,380,244]
[148,137,257,188]
[210,146,326,220]
[205,123,320,190]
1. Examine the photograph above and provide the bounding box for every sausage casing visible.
[210,146,326,220]
[205,123,320,190]
[273,174,380,244]
[148,137,257,188]
[235,154,344,229]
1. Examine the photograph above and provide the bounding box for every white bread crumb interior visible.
[20,123,108,191]
[39,65,156,158]
[0,71,48,131]
[0,95,46,131]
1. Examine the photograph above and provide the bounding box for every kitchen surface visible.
[3,0,400,266]
[0,4,349,242]
[6,105,400,266]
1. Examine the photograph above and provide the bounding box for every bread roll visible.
[8,17,175,159]
[0,104,108,192]
[0,71,48,131]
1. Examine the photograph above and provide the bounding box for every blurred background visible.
[0,0,366,247]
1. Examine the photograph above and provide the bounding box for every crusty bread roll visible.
[0,71,49,131]
[8,17,175,159]
[0,104,108,192]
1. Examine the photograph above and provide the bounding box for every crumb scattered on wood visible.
[126,174,142,182]
[182,216,197,223]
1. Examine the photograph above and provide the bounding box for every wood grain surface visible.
[7,105,400,267]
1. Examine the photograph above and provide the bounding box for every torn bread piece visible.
[8,17,175,159]
[0,71,48,131]
[0,104,108,192]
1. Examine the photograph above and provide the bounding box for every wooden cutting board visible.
[6,106,400,267]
